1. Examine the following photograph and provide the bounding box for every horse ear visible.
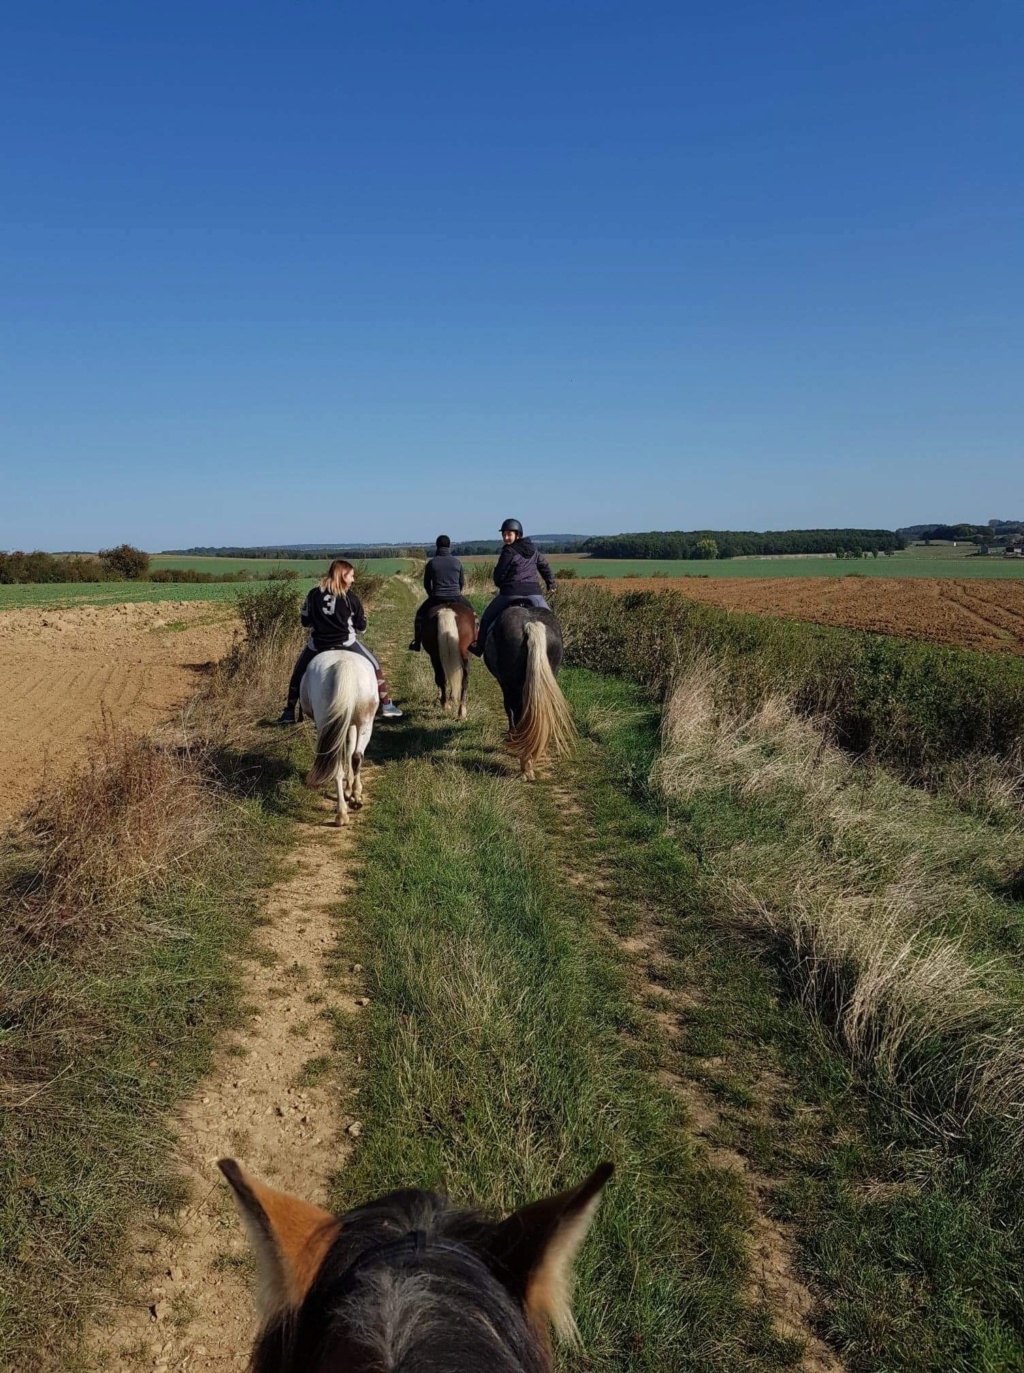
[218,1159,340,1320]
[488,1163,613,1346]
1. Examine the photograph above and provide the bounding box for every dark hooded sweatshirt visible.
[423,552,465,599]
[492,538,555,597]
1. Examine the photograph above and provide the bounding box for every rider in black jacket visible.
[277,560,403,723]
[468,519,555,656]
[408,535,475,651]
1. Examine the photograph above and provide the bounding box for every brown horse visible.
[421,601,476,720]
[219,1157,612,1373]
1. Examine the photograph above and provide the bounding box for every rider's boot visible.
[277,705,297,725]
[468,640,484,657]
[408,639,421,652]
[375,668,403,718]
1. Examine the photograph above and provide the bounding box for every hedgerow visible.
[557,585,1024,783]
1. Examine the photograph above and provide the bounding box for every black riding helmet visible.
[500,518,523,536]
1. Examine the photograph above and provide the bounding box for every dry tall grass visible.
[655,660,1024,1153]
[9,718,216,949]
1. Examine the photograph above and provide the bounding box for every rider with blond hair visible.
[277,559,402,723]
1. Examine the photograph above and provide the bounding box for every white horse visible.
[299,650,379,826]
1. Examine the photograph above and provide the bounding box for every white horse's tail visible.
[508,620,576,766]
[307,662,356,789]
[437,606,464,707]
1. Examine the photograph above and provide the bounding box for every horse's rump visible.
[484,607,575,772]
[422,600,475,717]
[301,651,377,789]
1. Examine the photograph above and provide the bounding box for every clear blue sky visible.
[2,0,1021,550]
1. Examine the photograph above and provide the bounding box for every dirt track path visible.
[0,602,236,822]
[91,809,367,1371]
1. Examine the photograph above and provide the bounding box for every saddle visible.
[504,596,549,610]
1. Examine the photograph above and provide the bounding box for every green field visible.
[461,545,1024,579]
[150,555,413,576]
[5,545,1022,612]
[0,581,315,611]
[0,557,411,611]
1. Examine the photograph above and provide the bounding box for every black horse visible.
[483,604,575,780]
[220,1157,612,1373]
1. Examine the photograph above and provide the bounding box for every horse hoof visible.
[349,799,363,810]
[334,814,348,827]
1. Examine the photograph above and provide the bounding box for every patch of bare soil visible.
[0,601,237,822]
[89,812,367,1372]
[603,576,1024,654]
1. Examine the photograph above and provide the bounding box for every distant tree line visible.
[0,545,153,584]
[1,545,288,585]
[582,529,905,559]
[163,545,425,560]
[450,538,588,556]
[166,540,591,559]
[897,520,1024,546]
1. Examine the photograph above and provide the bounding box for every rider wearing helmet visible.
[408,535,474,652]
[468,519,556,657]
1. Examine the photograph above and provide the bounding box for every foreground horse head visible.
[483,605,576,780]
[422,602,476,720]
[219,1159,612,1372]
[300,650,379,826]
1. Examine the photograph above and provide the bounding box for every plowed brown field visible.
[604,576,1024,654]
[0,600,237,823]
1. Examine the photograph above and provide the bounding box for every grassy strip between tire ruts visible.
[324,585,799,1373]
[560,666,1024,1373]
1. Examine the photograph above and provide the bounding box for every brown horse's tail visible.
[436,606,464,707]
[508,620,576,767]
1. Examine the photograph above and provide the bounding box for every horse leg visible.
[350,711,375,809]
[349,752,363,808]
[334,770,349,826]
[458,654,469,720]
[431,654,448,711]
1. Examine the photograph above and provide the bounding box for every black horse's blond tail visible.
[508,620,576,766]
[436,606,464,706]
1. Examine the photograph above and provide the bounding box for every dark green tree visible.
[100,543,150,580]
